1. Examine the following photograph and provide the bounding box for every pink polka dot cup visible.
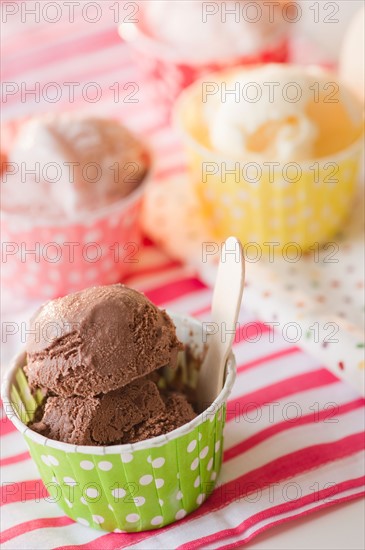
[1,120,149,302]
[119,3,289,116]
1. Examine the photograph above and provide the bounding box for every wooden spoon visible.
[196,236,245,412]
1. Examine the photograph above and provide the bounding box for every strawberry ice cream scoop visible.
[1,114,148,218]
[140,0,289,63]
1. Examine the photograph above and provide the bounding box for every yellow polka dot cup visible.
[174,66,364,251]
[1,314,236,533]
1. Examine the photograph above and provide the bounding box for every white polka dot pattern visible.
[1,193,143,302]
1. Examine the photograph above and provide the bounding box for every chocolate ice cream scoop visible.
[123,391,197,443]
[25,284,182,397]
[30,378,166,446]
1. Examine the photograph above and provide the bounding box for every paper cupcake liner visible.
[1,195,144,301]
[174,68,364,251]
[188,147,362,250]
[1,119,148,301]
[1,314,236,532]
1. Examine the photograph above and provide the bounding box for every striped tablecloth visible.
[1,6,364,549]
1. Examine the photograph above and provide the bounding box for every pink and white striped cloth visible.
[1,248,365,548]
[1,7,364,548]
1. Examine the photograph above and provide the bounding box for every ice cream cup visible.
[1,119,150,302]
[119,20,288,115]
[174,67,365,252]
[1,313,236,533]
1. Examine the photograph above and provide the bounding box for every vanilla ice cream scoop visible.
[207,65,319,161]
[140,1,288,63]
[2,114,148,218]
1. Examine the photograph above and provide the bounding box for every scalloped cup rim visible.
[0,175,148,226]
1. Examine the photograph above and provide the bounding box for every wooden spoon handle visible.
[197,237,245,410]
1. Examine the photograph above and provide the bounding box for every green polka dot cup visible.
[1,314,236,532]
